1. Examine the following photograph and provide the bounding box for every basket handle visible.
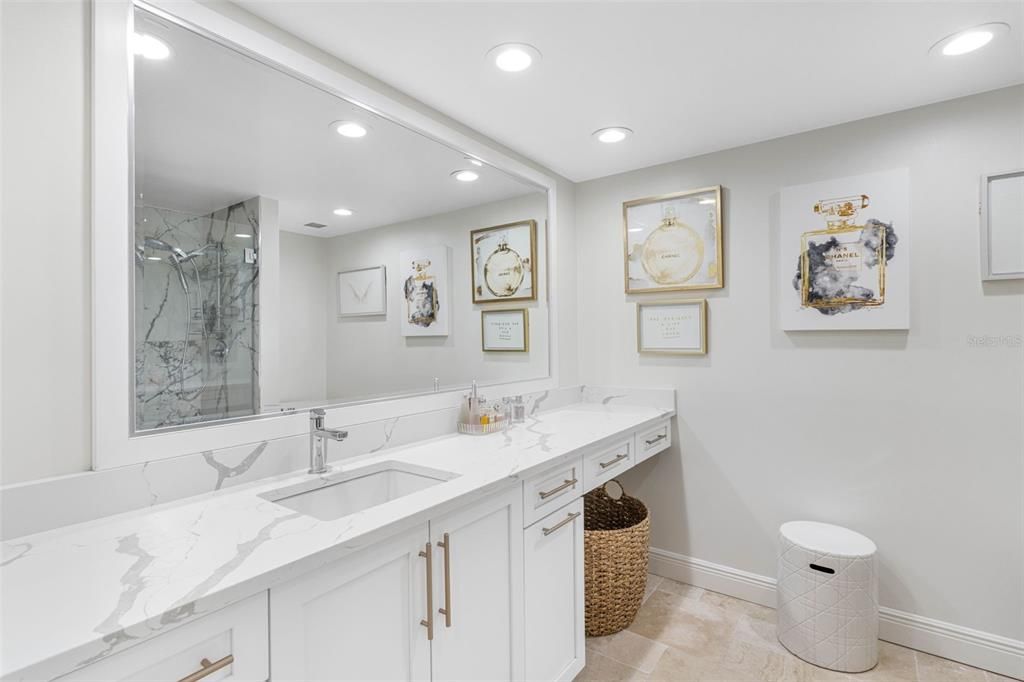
[603,479,626,501]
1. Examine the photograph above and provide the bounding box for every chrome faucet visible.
[309,409,348,474]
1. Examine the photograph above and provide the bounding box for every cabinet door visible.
[269,524,431,682]
[430,489,524,682]
[524,499,585,682]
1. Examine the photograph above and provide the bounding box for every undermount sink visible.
[261,461,458,521]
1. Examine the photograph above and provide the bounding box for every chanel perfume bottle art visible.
[404,258,439,328]
[794,194,898,315]
[483,237,526,298]
[640,205,705,286]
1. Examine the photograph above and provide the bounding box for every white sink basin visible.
[261,461,458,521]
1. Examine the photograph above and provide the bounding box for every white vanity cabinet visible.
[269,488,524,682]
[523,498,585,682]
[57,592,269,682]
[269,524,432,682]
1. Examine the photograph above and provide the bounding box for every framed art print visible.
[471,219,537,303]
[637,299,707,355]
[337,265,386,317]
[400,246,450,336]
[980,168,1024,280]
[481,308,529,352]
[624,186,723,293]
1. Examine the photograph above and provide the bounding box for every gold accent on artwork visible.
[470,220,537,304]
[799,193,886,309]
[623,186,724,294]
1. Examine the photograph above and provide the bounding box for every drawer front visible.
[57,592,268,682]
[635,419,672,463]
[523,458,583,527]
[582,438,634,492]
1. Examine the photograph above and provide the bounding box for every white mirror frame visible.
[980,168,1024,281]
[93,0,561,469]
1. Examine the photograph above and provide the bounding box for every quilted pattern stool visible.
[777,521,878,673]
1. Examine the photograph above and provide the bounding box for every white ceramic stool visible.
[777,521,878,673]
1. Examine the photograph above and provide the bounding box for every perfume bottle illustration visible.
[640,205,704,285]
[404,258,439,327]
[798,194,887,310]
[483,237,526,298]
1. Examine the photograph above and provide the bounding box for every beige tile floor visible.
[576,575,1017,682]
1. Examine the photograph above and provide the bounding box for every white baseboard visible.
[648,547,1024,680]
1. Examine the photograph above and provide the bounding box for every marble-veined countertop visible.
[0,402,672,681]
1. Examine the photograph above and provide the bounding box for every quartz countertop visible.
[0,402,672,681]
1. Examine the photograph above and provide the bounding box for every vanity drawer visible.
[58,592,268,682]
[635,419,672,464]
[523,457,583,527]
[582,438,635,492]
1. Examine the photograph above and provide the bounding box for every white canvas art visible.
[337,265,386,317]
[780,168,910,331]
[400,246,450,336]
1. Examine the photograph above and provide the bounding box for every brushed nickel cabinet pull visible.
[538,478,577,499]
[542,512,581,536]
[177,654,234,682]
[599,453,628,469]
[419,543,434,640]
[437,532,452,627]
[645,434,667,446]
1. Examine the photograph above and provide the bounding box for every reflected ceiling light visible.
[593,127,633,144]
[487,43,541,72]
[132,33,170,60]
[234,233,252,238]
[146,256,162,261]
[451,170,479,182]
[333,121,368,138]
[628,228,644,233]
[466,157,484,167]
[930,22,1009,56]
[699,198,716,205]
[333,208,354,216]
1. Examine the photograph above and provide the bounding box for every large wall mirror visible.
[131,7,549,432]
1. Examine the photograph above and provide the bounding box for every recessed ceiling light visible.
[333,208,354,216]
[132,33,170,60]
[466,157,484,167]
[593,127,633,144]
[930,22,1009,56]
[333,121,368,138]
[451,170,479,182]
[487,43,541,73]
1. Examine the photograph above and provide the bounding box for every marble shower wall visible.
[134,199,260,430]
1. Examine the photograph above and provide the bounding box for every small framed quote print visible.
[637,299,707,355]
[481,308,529,352]
[471,220,537,303]
[337,265,387,317]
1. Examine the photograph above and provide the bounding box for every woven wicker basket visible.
[583,480,650,637]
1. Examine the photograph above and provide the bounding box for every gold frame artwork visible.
[622,186,724,294]
[481,308,529,353]
[470,219,538,304]
[636,299,707,355]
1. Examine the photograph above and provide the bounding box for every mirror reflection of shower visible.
[134,198,260,430]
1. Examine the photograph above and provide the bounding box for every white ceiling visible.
[235,1,1024,182]
[134,9,540,238]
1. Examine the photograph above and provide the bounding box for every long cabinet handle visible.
[599,453,629,469]
[645,434,667,446]
[437,532,452,627]
[542,511,581,536]
[419,542,433,640]
[177,655,234,682]
[538,478,577,499]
